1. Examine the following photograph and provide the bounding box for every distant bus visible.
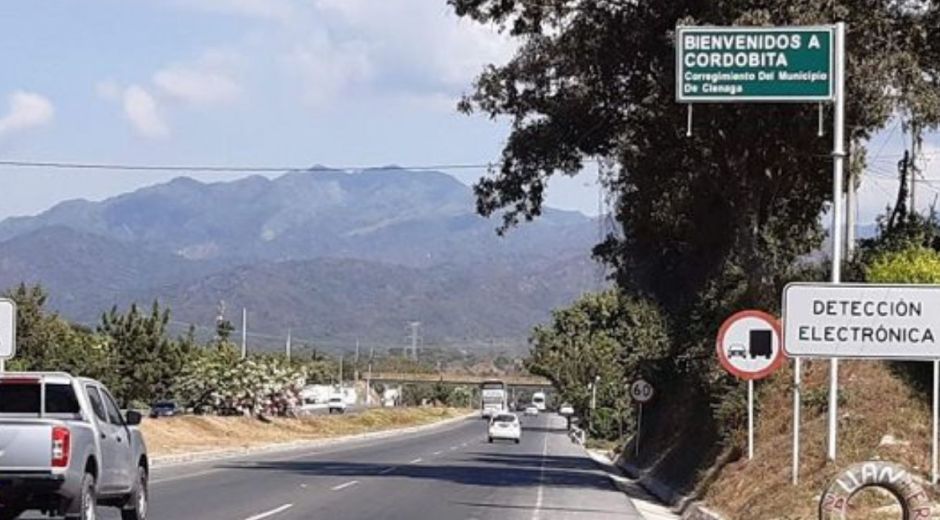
[480,380,507,419]
[532,391,547,411]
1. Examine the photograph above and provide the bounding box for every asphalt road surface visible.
[35,413,644,520]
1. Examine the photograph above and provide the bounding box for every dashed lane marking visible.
[244,503,293,520]
[331,480,360,491]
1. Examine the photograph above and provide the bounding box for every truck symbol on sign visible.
[749,329,773,359]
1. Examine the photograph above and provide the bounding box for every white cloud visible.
[309,0,515,88]
[172,0,514,109]
[0,91,54,138]
[282,35,372,108]
[123,85,169,139]
[153,58,242,107]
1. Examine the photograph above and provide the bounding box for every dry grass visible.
[142,407,469,457]
[704,360,935,519]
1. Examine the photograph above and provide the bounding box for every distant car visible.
[727,343,747,359]
[327,397,347,414]
[488,413,521,444]
[149,400,179,419]
[524,406,538,416]
[559,404,575,416]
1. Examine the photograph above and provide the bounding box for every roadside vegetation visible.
[4,282,495,415]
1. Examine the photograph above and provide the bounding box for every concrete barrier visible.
[819,461,935,519]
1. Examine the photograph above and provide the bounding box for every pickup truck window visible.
[46,384,81,414]
[101,389,125,425]
[86,385,108,422]
[0,382,80,415]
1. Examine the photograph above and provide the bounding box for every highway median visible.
[143,407,473,467]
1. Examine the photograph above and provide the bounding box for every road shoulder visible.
[585,449,680,520]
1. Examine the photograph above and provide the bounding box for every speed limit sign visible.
[630,379,654,403]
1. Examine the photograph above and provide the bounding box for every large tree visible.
[451,0,940,323]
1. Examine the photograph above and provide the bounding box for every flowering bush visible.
[176,348,306,417]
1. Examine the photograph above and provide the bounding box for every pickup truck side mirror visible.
[125,410,143,426]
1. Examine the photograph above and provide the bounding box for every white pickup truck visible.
[0,372,149,520]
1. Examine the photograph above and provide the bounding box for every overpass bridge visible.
[368,372,551,388]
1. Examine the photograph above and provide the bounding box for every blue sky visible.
[0,1,936,225]
[0,0,602,220]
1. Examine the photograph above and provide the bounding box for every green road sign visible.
[677,26,834,102]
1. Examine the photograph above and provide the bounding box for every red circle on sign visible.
[715,310,784,380]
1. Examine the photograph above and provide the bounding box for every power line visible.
[0,159,508,174]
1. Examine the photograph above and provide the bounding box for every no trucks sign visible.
[676,26,834,102]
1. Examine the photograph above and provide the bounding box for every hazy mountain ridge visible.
[0,168,602,350]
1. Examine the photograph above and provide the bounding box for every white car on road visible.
[327,397,347,414]
[524,406,538,416]
[488,413,521,444]
[559,404,575,416]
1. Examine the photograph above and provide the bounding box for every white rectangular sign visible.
[0,299,15,360]
[783,283,940,359]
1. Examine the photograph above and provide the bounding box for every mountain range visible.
[0,168,603,352]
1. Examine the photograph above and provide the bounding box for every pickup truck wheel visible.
[121,466,148,520]
[69,473,98,520]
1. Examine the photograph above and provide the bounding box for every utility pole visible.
[285,329,292,362]
[339,354,344,385]
[911,122,921,215]
[845,140,858,259]
[241,307,247,360]
[354,339,361,381]
[366,346,374,407]
[408,322,421,361]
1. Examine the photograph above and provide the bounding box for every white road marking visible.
[531,433,549,520]
[432,450,443,456]
[449,446,458,451]
[244,503,293,520]
[378,466,397,475]
[331,480,360,491]
[409,458,423,464]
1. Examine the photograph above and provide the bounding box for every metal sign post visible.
[716,310,784,461]
[934,360,939,484]
[630,379,654,458]
[636,403,643,457]
[0,299,17,373]
[827,21,847,464]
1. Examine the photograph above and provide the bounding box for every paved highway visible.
[25,415,642,520]
[52,414,643,520]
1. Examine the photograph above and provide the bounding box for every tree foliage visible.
[452,0,940,443]
[4,284,115,387]
[526,290,669,438]
[451,0,940,315]
[98,302,192,407]
[866,246,940,284]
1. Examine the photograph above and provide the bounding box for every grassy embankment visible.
[142,407,470,458]
[704,360,934,519]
